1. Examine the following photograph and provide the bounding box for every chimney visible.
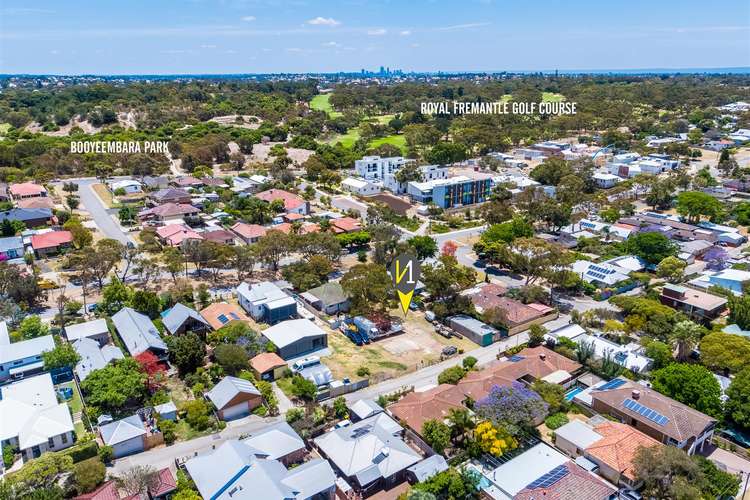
[539,353,546,361]
[632,390,640,400]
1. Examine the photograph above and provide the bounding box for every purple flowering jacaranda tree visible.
[474,381,548,435]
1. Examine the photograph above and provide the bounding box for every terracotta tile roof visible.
[271,222,319,234]
[148,468,177,498]
[456,346,581,401]
[9,182,46,197]
[230,222,267,240]
[16,197,54,209]
[587,421,661,481]
[331,217,362,233]
[515,461,615,500]
[173,176,203,187]
[156,224,203,246]
[31,230,72,250]
[203,229,235,244]
[74,481,120,500]
[591,379,717,444]
[388,384,467,433]
[141,203,199,218]
[250,352,287,375]
[200,302,250,330]
[255,189,305,211]
[465,283,554,326]
[283,212,305,221]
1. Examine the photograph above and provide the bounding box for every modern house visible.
[255,189,309,215]
[64,318,110,345]
[689,268,750,295]
[590,378,716,455]
[99,414,147,458]
[184,439,336,500]
[236,281,297,324]
[206,376,263,421]
[31,230,73,257]
[230,222,267,244]
[250,352,287,381]
[313,412,421,496]
[200,302,251,331]
[9,182,47,200]
[0,323,55,382]
[111,307,168,359]
[243,421,307,466]
[659,284,728,323]
[0,208,54,228]
[0,373,76,462]
[261,319,328,360]
[108,179,143,194]
[354,155,409,180]
[341,177,382,197]
[473,443,615,500]
[554,417,661,489]
[73,338,124,381]
[0,236,25,261]
[161,302,210,336]
[407,175,492,209]
[301,282,350,315]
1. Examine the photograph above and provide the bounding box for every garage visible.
[221,402,250,421]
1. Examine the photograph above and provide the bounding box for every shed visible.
[261,319,328,360]
[303,282,350,315]
[99,414,147,458]
[206,376,262,421]
[249,352,287,381]
[446,315,499,347]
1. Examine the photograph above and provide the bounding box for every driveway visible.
[74,178,135,245]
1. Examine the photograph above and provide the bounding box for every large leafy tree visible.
[213,343,248,376]
[80,358,147,416]
[623,231,677,265]
[700,332,750,373]
[728,295,750,330]
[422,419,452,455]
[725,367,750,432]
[340,263,392,314]
[676,191,723,223]
[651,363,723,418]
[474,382,548,436]
[407,235,438,260]
[494,238,572,285]
[42,342,81,370]
[166,333,206,376]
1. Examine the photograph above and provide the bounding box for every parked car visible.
[619,488,642,500]
[442,345,458,356]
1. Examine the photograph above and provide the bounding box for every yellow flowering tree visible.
[474,421,517,457]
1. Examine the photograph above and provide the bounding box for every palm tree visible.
[447,408,474,446]
[670,320,703,361]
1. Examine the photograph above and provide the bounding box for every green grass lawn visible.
[542,92,565,102]
[310,94,342,118]
[74,422,86,438]
[325,127,361,147]
[59,381,83,413]
[368,134,407,153]
[276,377,296,399]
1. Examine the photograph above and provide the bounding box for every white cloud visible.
[399,30,411,36]
[410,43,420,48]
[435,22,490,31]
[240,16,256,22]
[367,28,387,36]
[200,44,217,48]
[49,49,60,55]
[306,17,340,26]
[322,41,341,47]
[286,47,303,52]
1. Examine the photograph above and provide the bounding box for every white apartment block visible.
[354,156,409,180]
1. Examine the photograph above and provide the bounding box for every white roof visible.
[237,281,296,310]
[409,175,472,191]
[541,369,572,384]
[548,323,586,341]
[74,338,124,381]
[206,376,261,410]
[485,443,569,498]
[714,269,750,281]
[348,399,384,420]
[111,307,167,356]
[0,334,55,364]
[65,318,109,342]
[342,177,370,189]
[99,414,146,445]
[554,420,603,450]
[0,374,74,449]
[110,179,142,190]
[313,413,419,485]
[604,255,646,272]
[154,401,178,415]
[262,319,328,350]
[243,422,305,461]
[577,334,652,373]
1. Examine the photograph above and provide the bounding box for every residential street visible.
[72,177,136,245]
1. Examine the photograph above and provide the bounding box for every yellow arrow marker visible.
[397,289,414,315]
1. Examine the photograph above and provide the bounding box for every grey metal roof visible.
[161,302,209,335]
[99,414,146,445]
[111,307,167,356]
[306,282,348,306]
[65,318,109,342]
[74,338,124,381]
[297,362,333,387]
[0,208,52,222]
[206,376,261,410]
[262,319,327,349]
[0,236,23,253]
[407,454,449,482]
[242,421,305,461]
[154,401,177,415]
[237,281,296,309]
[348,399,384,420]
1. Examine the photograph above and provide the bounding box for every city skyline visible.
[1,0,749,75]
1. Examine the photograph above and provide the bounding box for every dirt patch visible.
[370,193,412,215]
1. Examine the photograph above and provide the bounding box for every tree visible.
[473,217,533,257]
[475,382,548,435]
[576,338,595,364]
[6,452,73,493]
[531,380,567,415]
[18,315,50,339]
[116,465,159,497]
[99,277,132,315]
[64,219,93,249]
[183,399,211,430]
[676,191,723,223]
[281,255,333,291]
[341,263,392,314]
[495,238,572,285]
[411,467,480,499]
[333,396,348,419]
[656,256,685,282]
[474,420,517,457]
[669,320,703,361]
[726,367,750,432]
[438,365,466,385]
[73,458,106,494]
[213,343,248,376]
[421,254,476,303]
[462,356,478,370]
[162,247,185,282]
[700,332,750,373]
[695,455,740,499]
[729,295,750,331]
[290,375,318,401]
[643,339,673,370]
[253,230,290,270]
[42,342,81,370]
[651,363,723,418]
[232,245,257,280]
[407,235,438,260]
[633,445,703,500]
[624,231,677,265]
[527,324,547,347]
[166,333,206,375]
[89,239,124,288]
[421,419,451,455]
[80,358,147,415]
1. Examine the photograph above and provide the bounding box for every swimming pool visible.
[565,386,585,401]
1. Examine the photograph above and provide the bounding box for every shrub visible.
[545,413,569,430]
[437,366,466,385]
[159,419,177,445]
[73,457,106,494]
[462,356,478,370]
[252,405,268,416]
[61,441,99,463]
[286,408,304,424]
[183,400,211,431]
[97,446,113,464]
[3,445,15,468]
[357,366,371,377]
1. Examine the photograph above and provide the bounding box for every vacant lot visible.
[91,183,114,208]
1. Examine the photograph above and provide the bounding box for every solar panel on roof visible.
[526,465,569,489]
[624,398,669,426]
[229,312,240,320]
[598,379,626,391]
[217,314,229,324]
[509,355,525,362]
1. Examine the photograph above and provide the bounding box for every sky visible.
[1,0,749,75]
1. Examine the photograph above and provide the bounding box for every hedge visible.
[61,441,99,463]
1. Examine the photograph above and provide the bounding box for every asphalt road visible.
[73,178,136,245]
